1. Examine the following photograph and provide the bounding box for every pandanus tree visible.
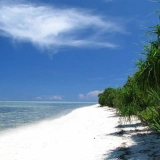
[135,25,160,91]
[115,76,151,118]
[133,24,160,129]
[98,11,160,132]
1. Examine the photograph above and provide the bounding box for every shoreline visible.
[0,101,96,133]
[0,104,160,159]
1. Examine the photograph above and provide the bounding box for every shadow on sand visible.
[104,122,160,160]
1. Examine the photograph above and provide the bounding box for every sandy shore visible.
[0,104,160,160]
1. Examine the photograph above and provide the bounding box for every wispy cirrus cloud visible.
[79,90,103,100]
[0,1,126,52]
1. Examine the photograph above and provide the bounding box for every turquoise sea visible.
[0,101,96,132]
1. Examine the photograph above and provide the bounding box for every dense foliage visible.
[98,13,160,132]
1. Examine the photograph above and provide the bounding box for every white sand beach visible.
[0,104,160,160]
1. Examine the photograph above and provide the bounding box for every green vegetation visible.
[98,12,160,132]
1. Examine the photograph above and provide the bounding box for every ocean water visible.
[0,101,96,132]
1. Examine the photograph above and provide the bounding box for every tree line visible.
[98,13,160,132]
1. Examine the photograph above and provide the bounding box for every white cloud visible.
[86,90,103,98]
[79,90,103,100]
[0,1,125,52]
[35,95,62,101]
[78,94,85,99]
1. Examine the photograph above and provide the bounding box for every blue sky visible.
[0,0,159,101]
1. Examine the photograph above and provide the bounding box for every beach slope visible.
[0,104,160,160]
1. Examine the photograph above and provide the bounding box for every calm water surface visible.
[0,101,96,131]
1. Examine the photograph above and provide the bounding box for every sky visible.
[0,0,159,102]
